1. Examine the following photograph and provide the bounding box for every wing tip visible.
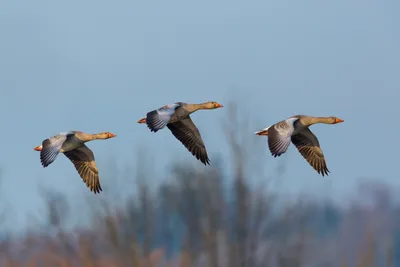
[202,157,211,166]
[92,186,103,194]
[40,157,51,168]
[271,151,284,158]
[317,166,330,177]
[148,125,160,133]
[88,182,102,194]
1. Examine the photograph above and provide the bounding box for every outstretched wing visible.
[40,132,74,167]
[291,128,330,176]
[167,116,210,165]
[64,145,102,194]
[267,118,298,157]
[146,103,181,132]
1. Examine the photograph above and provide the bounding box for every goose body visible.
[138,101,223,165]
[255,115,343,176]
[34,131,116,194]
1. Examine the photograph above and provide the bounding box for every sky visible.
[0,0,399,232]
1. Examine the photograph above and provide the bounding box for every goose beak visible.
[108,133,117,138]
[34,146,42,151]
[137,118,147,124]
[335,118,344,124]
[255,130,268,136]
[215,103,223,108]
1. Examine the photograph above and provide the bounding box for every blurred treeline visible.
[0,105,398,267]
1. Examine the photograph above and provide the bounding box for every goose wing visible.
[267,118,298,157]
[167,116,210,165]
[291,128,330,176]
[64,144,102,194]
[146,103,181,132]
[40,132,74,167]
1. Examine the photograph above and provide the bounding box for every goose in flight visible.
[138,101,223,165]
[255,115,343,176]
[34,131,116,193]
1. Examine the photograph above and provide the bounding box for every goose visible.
[34,131,116,193]
[137,101,223,165]
[255,115,344,176]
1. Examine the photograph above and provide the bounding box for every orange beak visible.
[137,118,147,124]
[255,130,268,136]
[108,133,116,138]
[34,146,42,151]
[215,103,223,108]
[335,118,344,124]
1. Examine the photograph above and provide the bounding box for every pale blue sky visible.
[0,0,399,232]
